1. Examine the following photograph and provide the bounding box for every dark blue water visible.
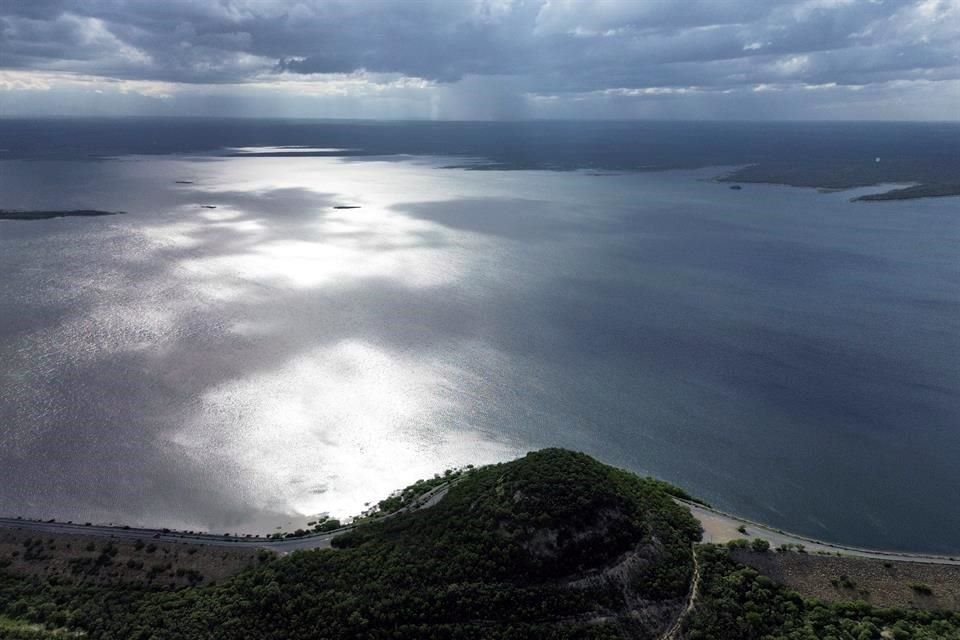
[3,117,960,182]
[0,119,958,551]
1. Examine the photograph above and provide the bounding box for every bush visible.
[750,538,770,552]
[317,519,341,532]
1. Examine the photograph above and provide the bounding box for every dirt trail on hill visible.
[660,544,700,640]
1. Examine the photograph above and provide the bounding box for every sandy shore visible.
[679,499,960,566]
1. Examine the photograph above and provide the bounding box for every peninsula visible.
[718,161,960,201]
[852,183,960,202]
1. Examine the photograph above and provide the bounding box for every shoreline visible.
[676,498,960,565]
[1,485,956,563]
[714,166,960,201]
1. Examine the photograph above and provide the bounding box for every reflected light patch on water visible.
[138,220,209,250]
[171,339,516,519]
[226,146,354,155]
[175,206,473,290]
[98,155,512,525]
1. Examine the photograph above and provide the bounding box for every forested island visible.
[1,449,958,639]
[0,209,123,221]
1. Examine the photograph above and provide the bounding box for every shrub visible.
[318,519,341,532]
[750,538,770,552]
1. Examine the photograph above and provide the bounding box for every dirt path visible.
[660,543,701,640]
[678,499,960,566]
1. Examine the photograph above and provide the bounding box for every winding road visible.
[0,484,450,553]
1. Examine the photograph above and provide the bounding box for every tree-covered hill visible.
[0,449,701,639]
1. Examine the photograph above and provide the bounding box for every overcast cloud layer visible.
[1,0,958,119]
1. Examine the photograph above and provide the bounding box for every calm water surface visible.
[0,122,958,551]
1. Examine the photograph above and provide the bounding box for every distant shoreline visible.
[716,165,960,201]
[849,183,960,201]
[718,176,960,202]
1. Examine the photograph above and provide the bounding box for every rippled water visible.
[1,140,958,551]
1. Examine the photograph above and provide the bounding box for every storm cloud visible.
[1,0,958,119]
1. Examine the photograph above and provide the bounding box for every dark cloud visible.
[0,0,958,117]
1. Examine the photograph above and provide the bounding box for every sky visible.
[0,0,958,120]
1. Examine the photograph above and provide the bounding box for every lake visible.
[1,119,958,552]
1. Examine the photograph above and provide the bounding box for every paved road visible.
[264,484,451,552]
[677,498,960,566]
[0,484,450,553]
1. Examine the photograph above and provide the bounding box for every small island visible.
[0,209,124,221]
